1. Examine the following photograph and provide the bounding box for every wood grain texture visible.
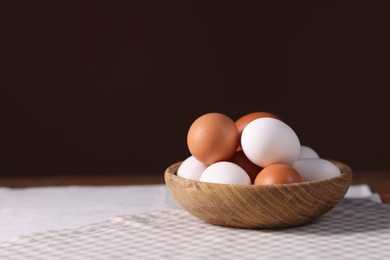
[165,161,353,229]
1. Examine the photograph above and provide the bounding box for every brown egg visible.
[187,113,239,165]
[254,164,302,185]
[229,150,262,183]
[235,112,281,150]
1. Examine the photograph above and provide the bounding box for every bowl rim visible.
[165,160,353,189]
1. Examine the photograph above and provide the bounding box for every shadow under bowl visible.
[164,160,352,229]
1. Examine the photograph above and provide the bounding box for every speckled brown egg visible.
[187,113,239,165]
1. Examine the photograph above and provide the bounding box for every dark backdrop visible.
[1,1,389,176]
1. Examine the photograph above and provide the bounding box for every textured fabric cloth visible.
[0,199,389,260]
[0,185,179,241]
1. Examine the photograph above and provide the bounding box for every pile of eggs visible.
[177,112,341,185]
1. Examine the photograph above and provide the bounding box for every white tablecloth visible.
[0,184,381,242]
[0,185,179,242]
[0,185,390,260]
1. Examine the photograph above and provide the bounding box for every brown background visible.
[1,1,389,177]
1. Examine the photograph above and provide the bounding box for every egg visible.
[299,145,320,159]
[235,111,281,136]
[177,156,207,181]
[293,158,340,182]
[241,118,301,167]
[199,161,251,185]
[254,164,302,185]
[187,113,239,165]
[229,150,262,183]
[235,112,281,150]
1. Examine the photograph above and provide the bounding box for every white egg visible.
[199,162,251,185]
[299,145,320,159]
[293,158,341,182]
[177,156,207,181]
[241,118,301,167]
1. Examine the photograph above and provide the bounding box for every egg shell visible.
[177,156,207,181]
[299,145,320,159]
[241,118,301,167]
[199,161,251,185]
[235,111,281,136]
[235,112,281,151]
[187,113,239,165]
[254,164,302,185]
[293,158,341,182]
[229,150,262,183]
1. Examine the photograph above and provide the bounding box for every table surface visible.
[0,171,389,202]
[1,159,388,260]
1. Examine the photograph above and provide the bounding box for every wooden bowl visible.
[165,160,352,229]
